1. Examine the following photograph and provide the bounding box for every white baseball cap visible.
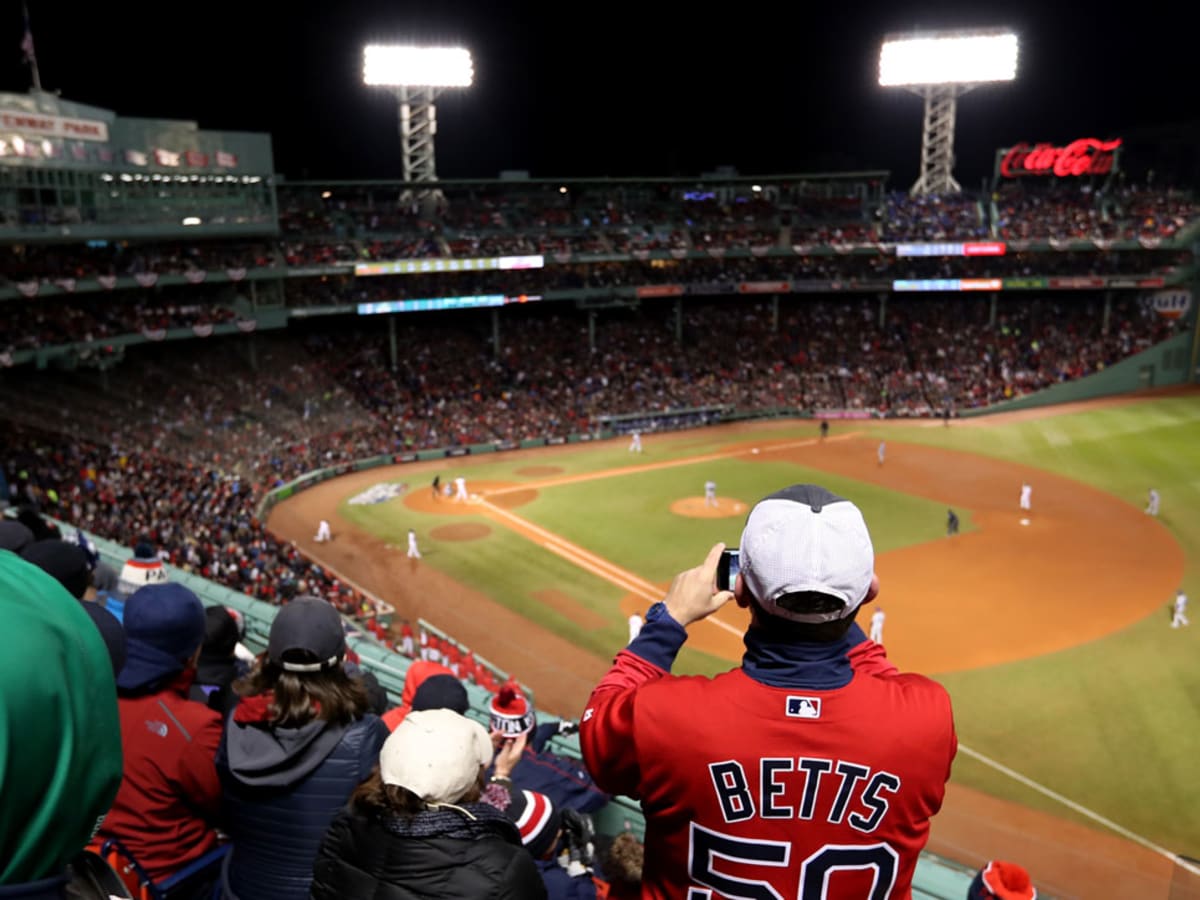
[379,708,492,804]
[739,485,875,624]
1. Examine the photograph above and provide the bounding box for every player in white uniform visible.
[629,431,643,453]
[869,606,886,643]
[1172,590,1189,628]
[314,519,331,542]
[877,441,886,466]
[407,529,421,559]
[704,480,717,507]
[628,611,644,643]
[1019,482,1032,512]
[1146,489,1160,516]
[454,476,468,501]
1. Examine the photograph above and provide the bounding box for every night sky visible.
[3,0,1196,186]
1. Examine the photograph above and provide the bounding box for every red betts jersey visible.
[581,626,955,899]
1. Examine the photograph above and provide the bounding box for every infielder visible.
[878,440,886,466]
[314,519,331,543]
[947,508,960,536]
[1146,488,1160,516]
[581,485,956,900]
[407,529,421,559]
[1172,589,1189,628]
[431,475,441,501]
[1019,482,1032,512]
[628,611,643,643]
[454,476,468,502]
[704,480,717,508]
[629,431,643,453]
[870,606,886,643]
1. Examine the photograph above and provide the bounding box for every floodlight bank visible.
[362,45,474,88]
[879,33,1018,86]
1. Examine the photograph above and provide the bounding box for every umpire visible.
[580,484,956,899]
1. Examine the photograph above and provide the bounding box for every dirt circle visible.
[671,496,749,518]
[431,523,492,542]
[490,488,539,509]
[515,465,565,477]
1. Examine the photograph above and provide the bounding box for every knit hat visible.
[20,539,91,599]
[117,583,206,691]
[201,605,241,659]
[117,542,167,598]
[268,595,346,673]
[489,681,536,737]
[0,520,35,553]
[380,708,492,805]
[78,601,128,677]
[412,674,469,715]
[739,484,875,624]
[506,790,562,859]
[967,861,1037,900]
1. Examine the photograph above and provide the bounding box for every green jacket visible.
[0,550,123,883]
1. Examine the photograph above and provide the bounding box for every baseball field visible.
[268,387,1200,893]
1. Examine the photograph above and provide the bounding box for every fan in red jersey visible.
[580,484,957,900]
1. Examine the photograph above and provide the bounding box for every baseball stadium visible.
[2,17,1200,900]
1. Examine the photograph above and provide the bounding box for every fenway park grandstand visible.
[3,86,1200,900]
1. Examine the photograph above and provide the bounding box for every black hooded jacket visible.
[310,801,547,900]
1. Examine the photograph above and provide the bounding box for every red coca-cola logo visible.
[1000,138,1122,177]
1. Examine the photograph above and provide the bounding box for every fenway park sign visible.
[999,138,1121,178]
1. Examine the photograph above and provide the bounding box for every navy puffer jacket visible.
[310,801,547,900]
[216,711,388,900]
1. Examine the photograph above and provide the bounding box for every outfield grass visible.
[341,397,1200,858]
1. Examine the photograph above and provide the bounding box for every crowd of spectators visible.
[0,240,278,286]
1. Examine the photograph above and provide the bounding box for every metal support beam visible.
[989,292,998,328]
[492,308,501,357]
[1102,291,1113,336]
[247,335,257,372]
[771,295,779,333]
[878,293,887,329]
[389,316,398,371]
[674,299,683,348]
[588,310,596,354]
[396,86,441,201]
[910,85,968,196]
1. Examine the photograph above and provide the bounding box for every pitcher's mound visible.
[671,497,749,518]
[431,523,492,542]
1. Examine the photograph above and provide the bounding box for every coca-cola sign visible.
[999,138,1121,178]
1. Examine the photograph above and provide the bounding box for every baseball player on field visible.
[407,529,421,559]
[314,519,331,543]
[454,476,469,502]
[1172,589,1189,628]
[629,431,643,453]
[580,484,956,899]
[878,441,886,466]
[1146,488,1160,516]
[1019,482,1032,512]
[704,480,718,508]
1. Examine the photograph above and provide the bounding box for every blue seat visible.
[93,838,228,900]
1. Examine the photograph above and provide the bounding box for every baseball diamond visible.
[269,390,1200,897]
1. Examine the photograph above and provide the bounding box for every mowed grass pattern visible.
[342,396,1200,857]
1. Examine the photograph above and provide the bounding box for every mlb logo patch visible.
[786,696,821,719]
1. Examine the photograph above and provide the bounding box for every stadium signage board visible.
[999,138,1121,178]
[636,285,685,298]
[893,278,1002,292]
[895,242,1006,257]
[356,294,542,315]
[355,255,544,277]
[738,281,790,294]
[0,109,108,142]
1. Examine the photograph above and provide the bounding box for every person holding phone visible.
[579,484,956,900]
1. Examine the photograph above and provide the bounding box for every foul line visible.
[485,432,861,496]
[479,498,745,638]
[956,744,1200,877]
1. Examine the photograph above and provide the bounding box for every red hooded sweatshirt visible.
[381,660,455,731]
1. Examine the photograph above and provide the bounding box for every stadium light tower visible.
[363,45,474,189]
[879,29,1018,195]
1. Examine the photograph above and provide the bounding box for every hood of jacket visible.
[223,700,350,788]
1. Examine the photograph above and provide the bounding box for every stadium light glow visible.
[880,28,1019,195]
[879,31,1018,86]
[362,45,474,87]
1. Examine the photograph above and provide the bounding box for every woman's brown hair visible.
[352,765,485,817]
[234,659,369,727]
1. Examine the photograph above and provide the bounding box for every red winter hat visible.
[968,861,1037,900]
[489,681,536,737]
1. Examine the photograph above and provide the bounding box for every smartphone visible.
[717,548,740,592]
